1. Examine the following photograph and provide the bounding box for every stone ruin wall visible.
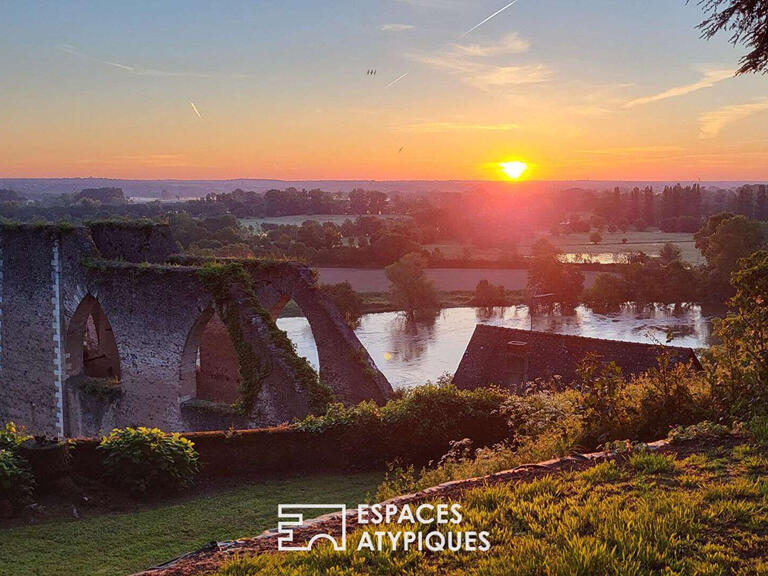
[0,224,392,438]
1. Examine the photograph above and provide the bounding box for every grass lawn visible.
[0,472,381,576]
[216,440,768,575]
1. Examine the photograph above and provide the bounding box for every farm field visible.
[317,267,603,293]
[0,472,381,576]
[426,230,702,264]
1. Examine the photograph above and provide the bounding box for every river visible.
[276,304,724,390]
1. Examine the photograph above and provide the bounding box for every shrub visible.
[473,279,507,307]
[0,449,34,508]
[705,250,768,419]
[748,416,768,447]
[98,427,199,496]
[668,421,730,443]
[621,357,712,441]
[295,378,510,466]
[576,355,625,445]
[0,421,30,452]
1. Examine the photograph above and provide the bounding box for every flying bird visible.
[461,0,522,38]
[190,102,202,118]
[385,73,409,88]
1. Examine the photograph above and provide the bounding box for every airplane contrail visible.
[460,0,521,38]
[385,73,409,88]
[190,102,202,118]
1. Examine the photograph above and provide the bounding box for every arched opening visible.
[65,295,121,381]
[179,308,241,405]
[274,298,319,371]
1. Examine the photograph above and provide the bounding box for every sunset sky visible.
[2,0,768,181]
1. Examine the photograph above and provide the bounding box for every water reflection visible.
[276,304,723,390]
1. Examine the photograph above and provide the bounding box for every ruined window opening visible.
[180,308,241,405]
[65,296,121,382]
[274,298,320,371]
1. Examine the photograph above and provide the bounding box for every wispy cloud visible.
[392,121,519,133]
[381,24,414,32]
[453,32,529,57]
[412,50,551,89]
[624,68,734,108]
[699,98,768,138]
[410,31,549,91]
[56,44,245,79]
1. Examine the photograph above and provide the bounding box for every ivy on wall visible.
[197,262,334,415]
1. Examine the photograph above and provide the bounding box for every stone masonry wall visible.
[0,228,62,436]
[0,225,392,437]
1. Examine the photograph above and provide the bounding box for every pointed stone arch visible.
[250,264,391,406]
[178,306,241,405]
[64,295,121,381]
[63,294,122,436]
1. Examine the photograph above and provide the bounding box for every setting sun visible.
[500,161,529,180]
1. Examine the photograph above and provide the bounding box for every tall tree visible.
[692,0,768,74]
[385,253,438,320]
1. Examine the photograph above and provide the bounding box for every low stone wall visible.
[64,420,502,480]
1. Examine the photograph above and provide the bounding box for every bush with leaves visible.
[668,421,730,443]
[0,449,35,508]
[0,421,30,452]
[705,250,768,419]
[295,378,510,466]
[0,421,34,509]
[98,427,199,496]
[621,356,712,440]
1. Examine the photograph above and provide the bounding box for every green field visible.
[0,472,381,576]
[426,230,702,264]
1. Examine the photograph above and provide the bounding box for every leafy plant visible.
[668,421,730,443]
[98,427,199,496]
[0,421,30,452]
[705,250,768,419]
[0,448,35,507]
[748,416,768,447]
